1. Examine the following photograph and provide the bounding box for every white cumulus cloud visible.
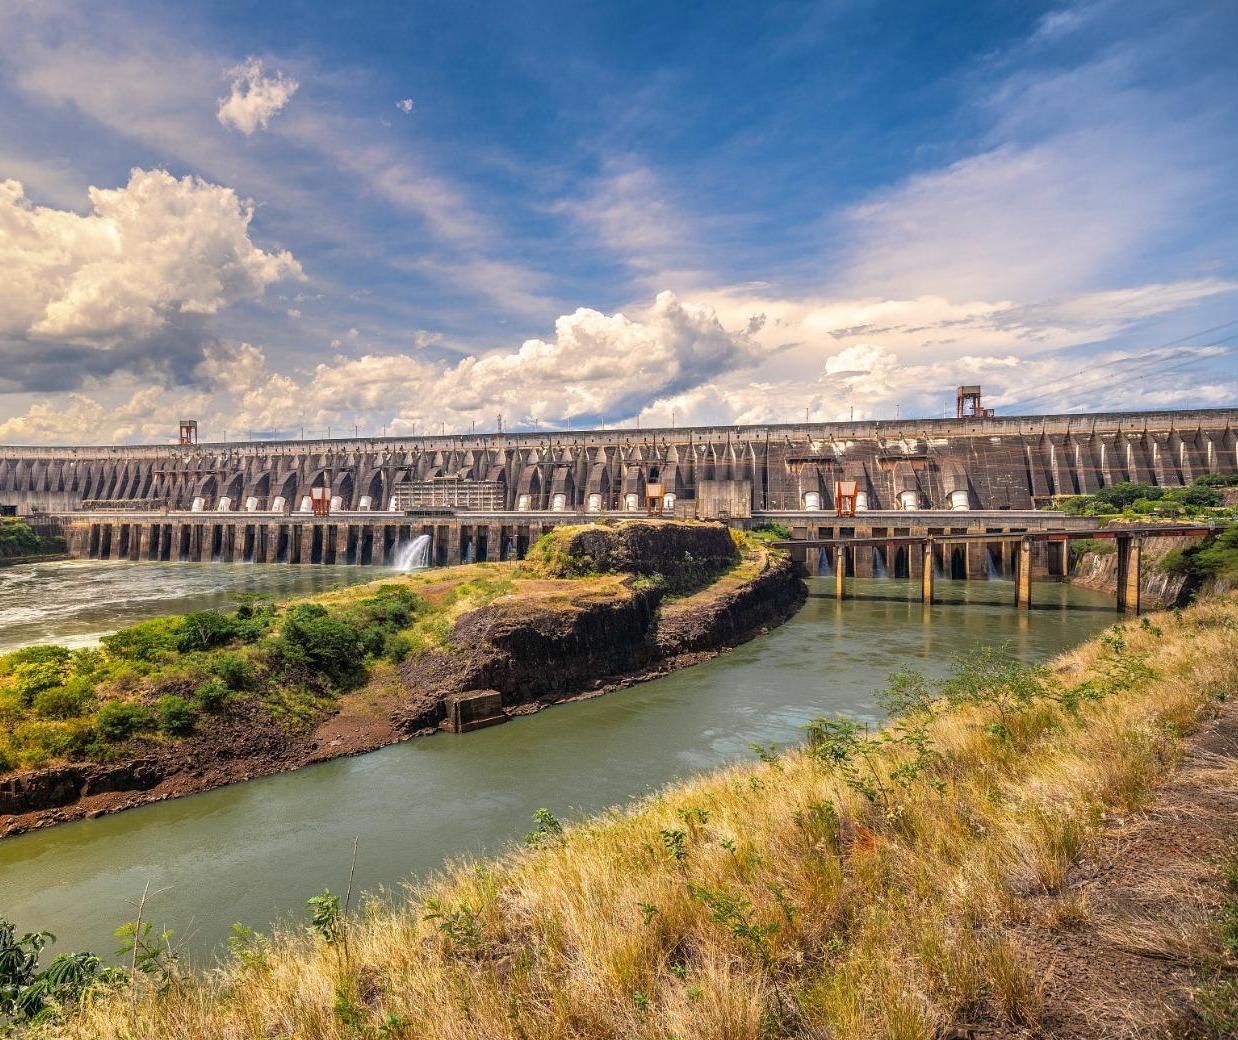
[395,98,414,114]
[0,168,303,347]
[217,57,298,135]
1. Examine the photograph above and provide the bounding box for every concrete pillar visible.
[921,541,934,605]
[966,540,986,579]
[835,556,846,600]
[1116,536,1142,615]
[1015,538,1032,610]
[299,524,314,565]
[265,524,279,562]
[445,524,461,566]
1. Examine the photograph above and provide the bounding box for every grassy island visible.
[7,587,1236,1038]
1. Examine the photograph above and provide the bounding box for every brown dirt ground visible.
[979,695,1238,1039]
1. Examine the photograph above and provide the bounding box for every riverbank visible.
[0,522,803,837]
[22,592,1236,1038]
[1070,522,1238,606]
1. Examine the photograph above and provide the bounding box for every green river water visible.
[0,563,1118,964]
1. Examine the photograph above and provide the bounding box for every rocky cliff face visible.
[1071,535,1198,607]
[529,520,740,590]
[396,550,804,727]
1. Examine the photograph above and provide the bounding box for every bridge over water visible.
[774,523,1222,614]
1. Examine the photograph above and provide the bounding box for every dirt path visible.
[998,696,1237,1038]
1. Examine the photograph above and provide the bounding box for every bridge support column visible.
[921,541,934,605]
[1015,538,1032,609]
[835,555,846,600]
[1116,535,1142,614]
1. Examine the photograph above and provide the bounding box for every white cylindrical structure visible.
[854,491,868,511]
[586,493,601,512]
[330,495,344,512]
[625,492,639,511]
[948,490,970,511]
[217,496,232,512]
[803,491,821,511]
[388,496,399,512]
[245,496,258,512]
[663,492,676,512]
[517,494,531,511]
[299,496,313,513]
[551,493,567,512]
[190,496,205,512]
[271,496,287,513]
[358,495,372,511]
[898,490,918,511]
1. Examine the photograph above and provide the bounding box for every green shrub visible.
[94,700,155,741]
[176,611,239,652]
[31,678,94,720]
[194,679,232,713]
[0,644,71,676]
[9,719,96,765]
[381,632,415,663]
[1168,484,1223,508]
[276,604,365,683]
[8,660,67,705]
[208,652,254,691]
[155,695,196,736]
[750,522,792,541]
[0,747,10,773]
[0,518,40,558]
[102,617,183,662]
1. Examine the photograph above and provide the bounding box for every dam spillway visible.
[2,408,1235,516]
[2,406,1235,569]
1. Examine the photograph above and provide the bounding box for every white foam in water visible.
[392,534,431,571]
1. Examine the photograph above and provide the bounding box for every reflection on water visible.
[0,561,396,654]
[0,574,1119,960]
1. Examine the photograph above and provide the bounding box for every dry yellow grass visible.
[33,596,1238,1040]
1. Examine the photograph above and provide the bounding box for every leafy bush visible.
[1195,473,1238,487]
[176,611,239,652]
[101,618,183,663]
[0,518,40,558]
[275,604,366,683]
[155,695,196,736]
[208,652,254,691]
[750,521,792,541]
[31,678,94,720]
[94,701,155,741]
[0,644,71,676]
[193,679,232,713]
[381,632,415,663]
[8,660,68,705]
[1159,525,1238,587]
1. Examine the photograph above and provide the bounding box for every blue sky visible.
[0,0,1235,442]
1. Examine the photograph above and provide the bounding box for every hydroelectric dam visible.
[2,404,1235,579]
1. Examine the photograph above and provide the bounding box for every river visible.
[0,560,395,654]
[0,569,1118,964]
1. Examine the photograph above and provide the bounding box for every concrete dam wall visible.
[3,408,1235,517]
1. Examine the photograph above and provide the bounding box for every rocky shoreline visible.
[0,547,804,838]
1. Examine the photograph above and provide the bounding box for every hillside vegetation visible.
[0,518,63,561]
[10,592,1237,1038]
[0,522,755,779]
[1050,473,1238,520]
